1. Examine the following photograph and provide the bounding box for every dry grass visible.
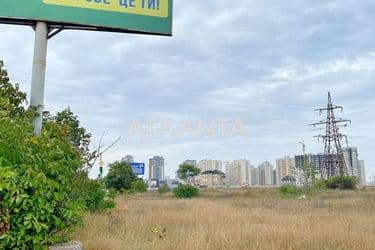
[74,188,375,250]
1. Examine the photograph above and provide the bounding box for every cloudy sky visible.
[1,0,374,181]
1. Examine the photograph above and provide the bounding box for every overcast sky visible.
[1,0,374,181]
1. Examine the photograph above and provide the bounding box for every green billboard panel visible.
[0,0,172,35]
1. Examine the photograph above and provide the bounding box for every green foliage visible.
[302,162,318,186]
[279,184,319,197]
[131,179,148,193]
[158,184,170,194]
[72,175,115,212]
[312,179,328,191]
[0,61,29,119]
[176,163,201,180]
[0,116,83,248]
[0,61,113,248]
[105,161,137,191]
[44,107,94,174]
[279,185,303,196]
[173,184,199,199]
[279,175,357,199]
[44,108,114,213]
[326,176,357,190]
[107,189,118,199]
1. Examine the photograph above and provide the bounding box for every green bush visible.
[0,119,83,248]
[158,184,170,194]
[0,61,116,248]
[312,179,328,191]
[107,189,118,199]
[279,185,302,196]
[173,184,199,198]
[105,161,136,191]
[72,176,115,212]
[131,179,148,193]
[326,176,357,190]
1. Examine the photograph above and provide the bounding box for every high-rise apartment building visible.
[358,160,366,186]
[276,156,296,186]
[258,161,274,186]
[183,159,197,167]
[149,156,165,181]
[272,169,277,186]
[122,155,134,164]
[295,154,325,174]
[295,148,366,186]
[251,166,260,186]
[343,147,359,177]
[225,160,250,187]
[197,159,221,172]
[295,154,325,183]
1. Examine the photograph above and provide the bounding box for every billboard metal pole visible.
[30,21,48,136]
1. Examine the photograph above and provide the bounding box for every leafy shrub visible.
[312,179,328,191]
[0,62,84,248]
[176,163,201,180]
[326,176,357,190]
[173,184,199,198]
[131,179,148,193]
[0,119,83,248]
[107,189,118,199]
[72,176,115,212]
[0,61,117,248]
[158,184,170,194]
[105,161,136,191]
[279,185,302,196]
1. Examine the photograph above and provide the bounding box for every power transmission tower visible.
[310,92,351,179]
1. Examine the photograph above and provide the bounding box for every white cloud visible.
[1,0,375,179]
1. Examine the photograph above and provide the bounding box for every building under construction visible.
[294,147,366,185]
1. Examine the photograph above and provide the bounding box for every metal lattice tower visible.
[310,92,351,179]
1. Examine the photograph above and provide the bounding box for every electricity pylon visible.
[310,92,350,179]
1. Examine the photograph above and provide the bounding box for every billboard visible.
[0,0,172,35]
[130,163,145,175]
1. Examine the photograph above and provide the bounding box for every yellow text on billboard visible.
[43,0,169,18]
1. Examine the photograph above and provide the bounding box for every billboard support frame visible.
[0,17,172,36]
[30,21,49,136]
[0,0,173,135]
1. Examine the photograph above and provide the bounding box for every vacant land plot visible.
[74,188,375,250]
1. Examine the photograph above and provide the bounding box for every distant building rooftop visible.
[201,170,225,176]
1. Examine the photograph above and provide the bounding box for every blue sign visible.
[130,163,145,175]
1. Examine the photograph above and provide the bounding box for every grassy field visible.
[74,188,375,250]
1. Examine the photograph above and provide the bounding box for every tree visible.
[48,108,91,150]
[0,60,29,118]
[0,96,84,247]
[44,107,121,175]
[105,161,137,191]
[131,179,148,193]
[173,184,199,198]
[176,163,201,180]
[76,178,115,212]
[44,107,93,173]
[326,176,357,190]
[43,108,117,214]
[0,60,114,248]
[302,162,318,186]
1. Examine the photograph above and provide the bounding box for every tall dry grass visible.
[74,188,375,250]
